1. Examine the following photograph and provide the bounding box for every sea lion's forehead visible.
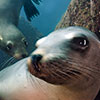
[37,26,97,49]
[47,27,90,41]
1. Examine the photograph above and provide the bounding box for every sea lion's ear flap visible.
[35,36,47,48]
[0,36,3,42]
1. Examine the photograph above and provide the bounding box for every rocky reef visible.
[56,0,100,39]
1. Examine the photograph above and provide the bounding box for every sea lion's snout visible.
[21,53,28,58]
[31,54,42,72]
[31,54,42,64]
[14,52,28,59]
[27,54,43,73]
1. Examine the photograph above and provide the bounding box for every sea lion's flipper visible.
[24,0,40,21]
[32,0,41,5]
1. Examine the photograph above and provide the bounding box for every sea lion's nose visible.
[31,54,42,63]
[22,53,28,58]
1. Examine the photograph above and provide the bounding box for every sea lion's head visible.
[0,24,28,59]
[27,26,100,89]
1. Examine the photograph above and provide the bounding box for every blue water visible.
[21,0,70,35]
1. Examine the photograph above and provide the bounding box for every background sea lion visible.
[0,0,41,58]
[0,17,42,70]
[0,23,28,59]
[0,26,99,100]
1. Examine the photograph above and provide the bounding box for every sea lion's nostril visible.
[31,54,42,63]
[22,54,28,58]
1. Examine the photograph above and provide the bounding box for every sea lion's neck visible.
[35,78,100,100]
[0,22,15,31]
[0,58,99,100]
[0,14,20,26]
[0,19,14,26]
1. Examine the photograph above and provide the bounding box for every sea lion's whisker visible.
[26,71,35,87]
[50,71,70,81]
[55,70,80,79]
[0,57,15,70]
[66,59,100,74]
[67,56,100,71]
[35,78,49,94]
[47,60,93,80]
[0,57,13,66]
[56,67,95,82]
[25,64,41,90]
[27,72,37,88]
[6,57,16,65]
[66,62,96,78]
[50,68,75,80]
[67,65,95,80]
[27,71,42,90]
[27,71,49,95]
[51,59,96,80]
[45,62,72,80]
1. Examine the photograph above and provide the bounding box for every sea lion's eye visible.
[71,36,89,51]
[22,39,28,47]
[73,37,89,47]
[6,41,13,51]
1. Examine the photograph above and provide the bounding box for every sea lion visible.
[0,26,99,100]
[0,24,28,59]
[27,26,100,100]
[0,17,42,70]
[0,0,41,58]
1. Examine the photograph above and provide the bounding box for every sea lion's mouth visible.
[14,53,28,59]
[31,55,42,72]
[27,55,43,75]
[27,57,50,83]
[27,56,76,85]
[32,62,41,72]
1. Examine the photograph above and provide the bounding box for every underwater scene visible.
[0,0,100,100]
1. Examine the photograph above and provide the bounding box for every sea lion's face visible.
[0,25,28,59]
[27,27,100,88]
